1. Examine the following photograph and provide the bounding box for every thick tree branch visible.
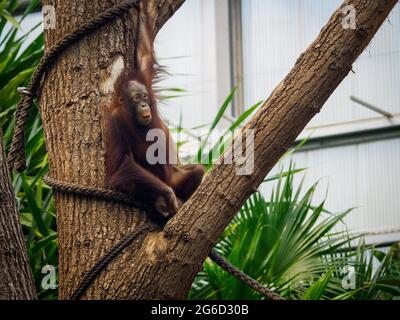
[151,0,186,33]
[0,131,36,299]
[147,0,398,298]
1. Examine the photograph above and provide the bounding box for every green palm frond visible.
[190,166,400,300]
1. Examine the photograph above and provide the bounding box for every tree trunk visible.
[40,0,185,300]
[39,0,397,299]
[0,131,36,299]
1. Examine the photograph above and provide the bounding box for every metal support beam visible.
[351,95,393,119]
[228,0,245,117]
[294,125,400,152]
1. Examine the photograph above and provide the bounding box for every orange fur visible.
[105,0,204,216]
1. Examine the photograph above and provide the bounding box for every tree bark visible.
[0,131,36,299]
[39,0,397,299]
[40,0,185,299]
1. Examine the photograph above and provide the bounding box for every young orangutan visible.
[105,0,204,217]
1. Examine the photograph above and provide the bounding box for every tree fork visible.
[39,0,397,299]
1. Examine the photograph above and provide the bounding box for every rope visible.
[208,251,284,301]
[42,173,153,212]
[7,0,140,172]
[6,0,283,301]
[44,175,283,300]
[70,223,157,300]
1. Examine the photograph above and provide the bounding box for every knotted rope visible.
[8,0,284,301]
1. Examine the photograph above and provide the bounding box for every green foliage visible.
[332,244,400,300]
[0,1,56,299]
[190,87,262,169]
[189,166,400,300]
